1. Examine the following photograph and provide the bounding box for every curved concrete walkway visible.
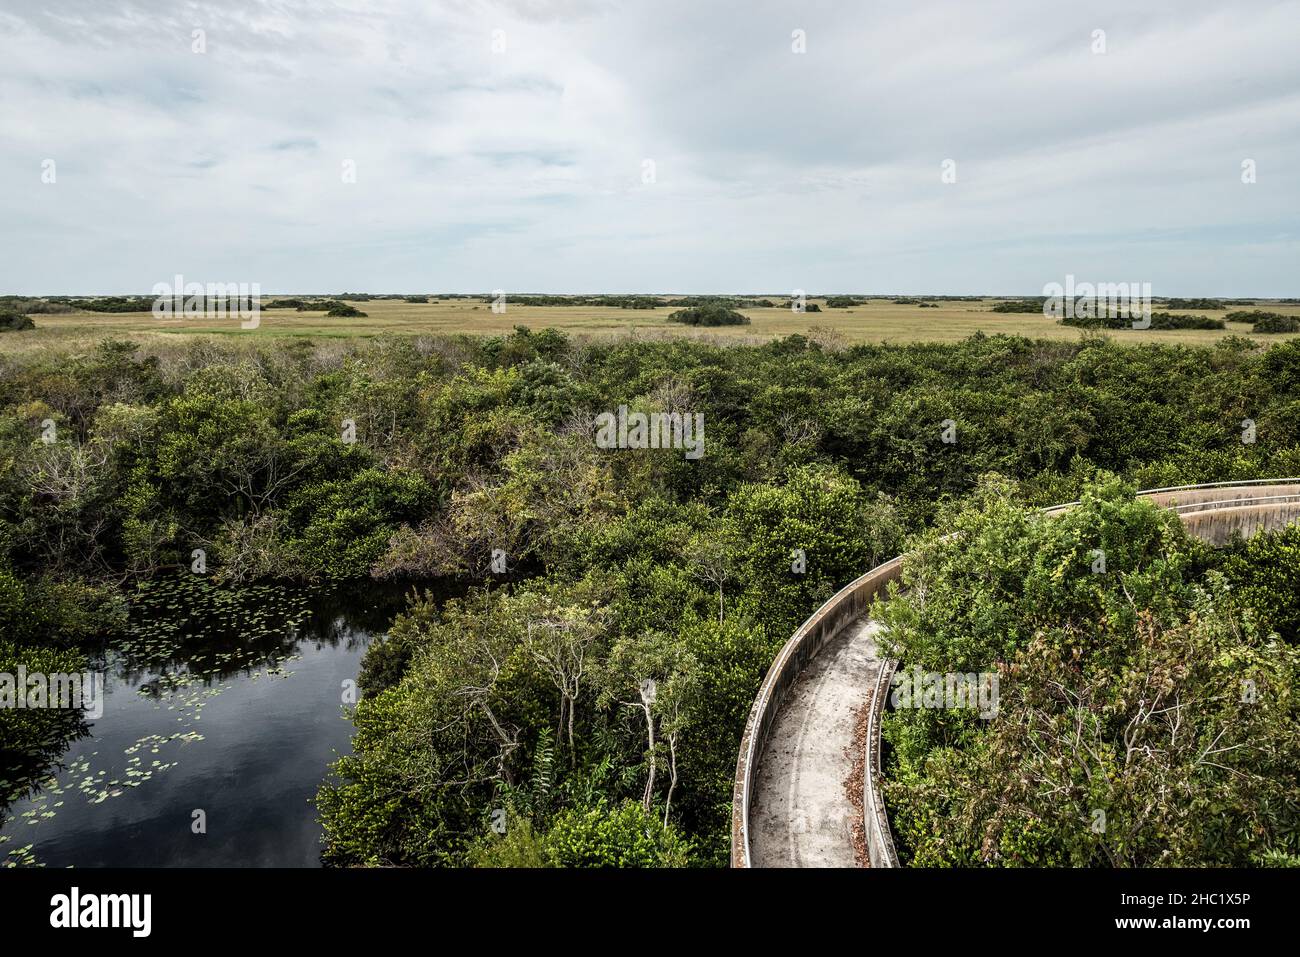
[737,481,1300,868]
[750,618,882,867]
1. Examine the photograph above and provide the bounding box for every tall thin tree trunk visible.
[556,698,566,760]
[663,733,678,829]
[567,692,576,767]
[641,703,656,812]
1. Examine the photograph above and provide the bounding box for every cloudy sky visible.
[1,0,1296,295]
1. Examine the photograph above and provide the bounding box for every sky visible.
[0,0,1296,296]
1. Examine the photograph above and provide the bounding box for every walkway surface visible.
[750,617,882,867]
[739,481,1300,869]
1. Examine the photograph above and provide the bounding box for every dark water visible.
[0,579,425,868]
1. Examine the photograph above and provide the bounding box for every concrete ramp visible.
[733,479,1300,868]
[750,618,882,867]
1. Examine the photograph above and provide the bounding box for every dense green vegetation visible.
[1061,311,1225,331]
[0,564,125,809]
[1,312,36,333]
[877,479,1300,866]
[1227,310,1287,324]
[69,296,156,313]
[991,299,1046,313]
[1164,298,1225,310]
[0,638,89,802]
[3,328,1300,865]
[666,303,750,326]
[1239,312,1300,334]
[1147,312,1227,330]
[502,294,664,309]
[471,295,785,312]
[0,298,70,316]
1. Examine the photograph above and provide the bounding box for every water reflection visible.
[0,577,439,868]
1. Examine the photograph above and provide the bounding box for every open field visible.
[5,298,1300,353]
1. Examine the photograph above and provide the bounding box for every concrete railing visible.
[862,658,898,867]
[729,554,904,868]
[732,479,1300,868]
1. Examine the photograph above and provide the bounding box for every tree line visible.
[3,328,1300,864]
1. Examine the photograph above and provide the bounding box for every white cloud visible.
[0,0,1296,295]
